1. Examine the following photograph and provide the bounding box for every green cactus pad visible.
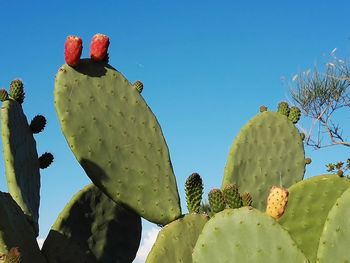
[146,213,208,263]
[222,111,306,210]
[222,183,242,209]
[185,173,203,213]
[192,207,308,263]
[279,174,350,262]
[208,189,226,213]
[54,59,181,225]
[0,192,45,263]
[0,99,41,235]
[38,152,54,169]
[41,184,141,263]
[317,187,350,262]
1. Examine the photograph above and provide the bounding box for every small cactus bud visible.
[288,106,301,124]
[305,158,312,165]
[277,101,290,116]
[266,186,289,219]
[259,105,268,112]
[241,192,253,206]
[30,115,47,134]
[39,152,54,169]
[222,184,242,209]
[9,79,25,104]
[0,89,8,102]
[300,132,305,141]
[337,170,344,177]
[133,80,144,93]
[185,173,203,213]
[208,188,226,214]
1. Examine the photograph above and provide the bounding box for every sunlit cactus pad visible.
[278,174,350,262]
[54,59,181,224]
[192,207,308,263]
[146,213,208,263]
[1,98,41,235]
[317,187,350,262]
[41,184,142,263]
[222,110,306,210]
[0,192,45,263]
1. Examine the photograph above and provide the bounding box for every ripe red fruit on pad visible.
[90,34,110,61]
[64,36,83,67]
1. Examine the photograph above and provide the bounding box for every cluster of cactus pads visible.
[0,33,349,263]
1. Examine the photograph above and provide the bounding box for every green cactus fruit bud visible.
[185,173,203,213]
[133,80,144,93]
[9,79,25,104]
[241,192,253,206]
[288,106,301,124]
[277,101,290,116]
[4,247,21,263]
[30,115,47,134]
[300,132,305,141]
[222,184,242,209]
[39,152,54,169]
[259,105,267,112]
[305,158,312,164]
[266,186,289,219]
[0,89,9,102]
[208,188,226,214]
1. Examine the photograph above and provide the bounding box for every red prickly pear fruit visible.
[64,36,83,67]
[90,33,110,62]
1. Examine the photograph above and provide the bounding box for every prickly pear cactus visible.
[222,104,307,210]
[54,57,181,225]
[222,183,242,209]
[192,207,308,263]
[146,213,208,263]
[0,192,45,263]
[0,95,48,236]
[41,184,142,263]
[317,187,350,262]
[208,189,226,214]
[279,174,350,262]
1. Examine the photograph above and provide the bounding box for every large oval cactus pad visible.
[192,208,308,263]
[41,184,141,263]
[222,111,305,210]
[54,59,181,224]
[1,99,41,235]
[278,174,350,262]
[317,187,350,262]
[0,192,45,263]
[146,213,208,263]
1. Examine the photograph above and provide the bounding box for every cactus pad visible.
[29,115,46,134]
[1,99,41,235]
[279,174,350,262]
[316,187,350,262]
[192,207,308,263]
[0,192,45,263]
[222,110,306,210]
[185,173,203,213]
[54,59,181,225]
[146,213,208,263]
[41,184,142,263]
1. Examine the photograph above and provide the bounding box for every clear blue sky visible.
[0,0,349,253]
